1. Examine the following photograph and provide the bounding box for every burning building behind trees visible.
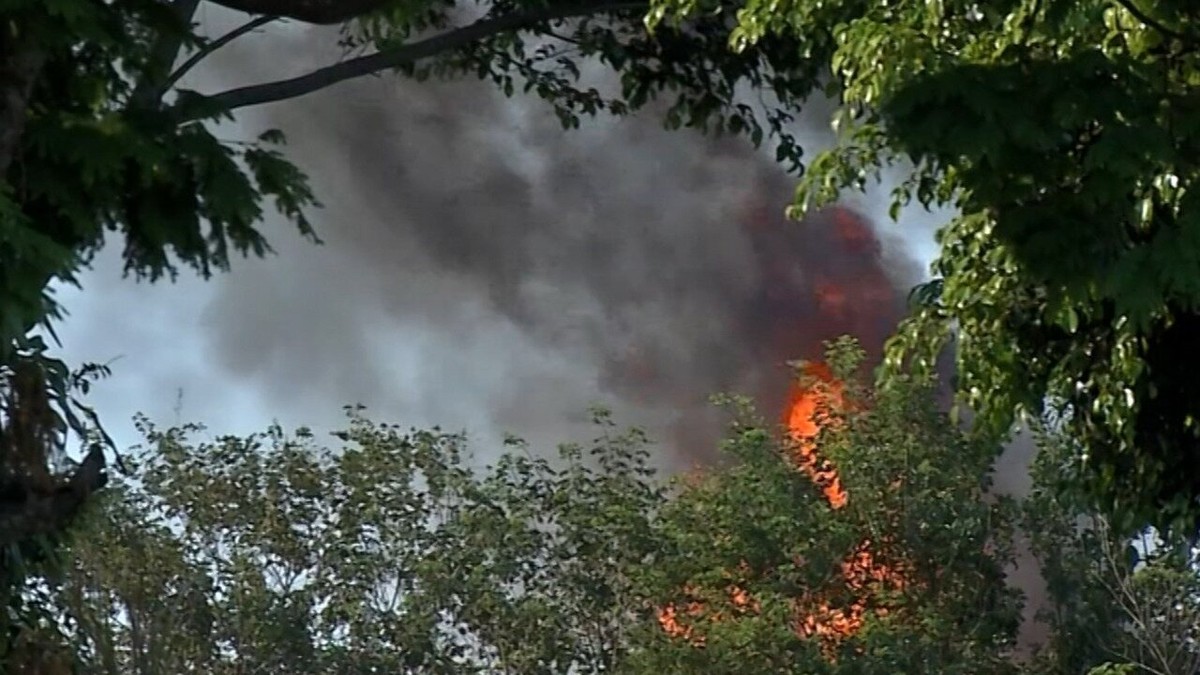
[178,18,1045,657]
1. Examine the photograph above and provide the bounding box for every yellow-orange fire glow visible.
[657,361,910,657]
[785,361,847,509]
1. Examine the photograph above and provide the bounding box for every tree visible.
[642,0,1200,532]
[33,338,1042,672]
[0,0,828,575]
[0,0,825,622]
[1023,422,1200,675]
[631,338,1022,673]
[54,408,668,674]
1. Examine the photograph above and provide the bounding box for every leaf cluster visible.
[645,0,1200,533]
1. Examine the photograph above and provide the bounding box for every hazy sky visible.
[50,7,947,466]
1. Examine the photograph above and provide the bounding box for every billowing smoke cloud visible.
[186,16,920,465]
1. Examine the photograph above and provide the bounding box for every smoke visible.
[183,14,920,465]
[992,426,1052,658]
[47,6,1050,656]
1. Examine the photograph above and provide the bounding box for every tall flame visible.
[785,361,847,509]
[657,360,910,657]
[784,364,909,652]
[654,203,916,657]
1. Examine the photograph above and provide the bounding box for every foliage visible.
[3,1,320,345]
[645,0,1200,532]
[0,0,818,614]
[630,338,1021,673]
[1024,422,1200,675]
[54,407,666,674]
[26,339,1033,672]
[0,0,831,578]
[0,0,321,580]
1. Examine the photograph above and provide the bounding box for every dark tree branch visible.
[180,0,647,119]
[0,40,47,176]
[1113,0,1196,44]
[207,0,397,24]
[165,14,281,91]
[0,444,107,547]
[131,0,203,108]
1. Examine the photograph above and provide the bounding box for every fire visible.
[785,361,847,508]
[657,359,910,658]
[654,202,915,657]
[796,539,909,648]
[784,365,908,652]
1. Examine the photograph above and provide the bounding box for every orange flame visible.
[785,361,848,509]
[658,360,911,658]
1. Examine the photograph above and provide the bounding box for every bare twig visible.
[1093,517,1194,675]
[165,15,281,91]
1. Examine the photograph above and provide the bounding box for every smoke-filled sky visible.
[45,7,1052,652]
[51,7,947,465]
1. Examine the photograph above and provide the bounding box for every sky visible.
[49,6,947,467]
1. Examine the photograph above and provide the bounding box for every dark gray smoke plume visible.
[185,14,921,465]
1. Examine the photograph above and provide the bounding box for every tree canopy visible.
[34,340,1029,673]
[652,0,1200,532]
[13,338,1186,673]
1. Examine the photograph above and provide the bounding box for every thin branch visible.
[177,0,647,120]
[544,28,588,47]
[1094,522,1177,675]
[1113,0,1195,44]
[165,15,281,92]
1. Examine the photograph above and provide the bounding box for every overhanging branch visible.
[208,0,399,24]
[180,0,647,119]
[1113,0,1197,45]
[131,0,203,108]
